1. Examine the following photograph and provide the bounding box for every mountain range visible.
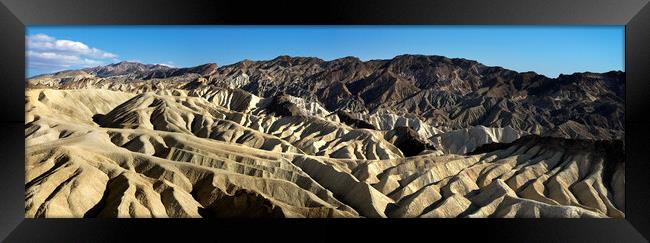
[29,54,625,140]
[25,54,625,218]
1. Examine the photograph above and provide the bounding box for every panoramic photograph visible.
[24,26,625,218]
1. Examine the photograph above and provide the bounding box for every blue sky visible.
[26,26,624,78]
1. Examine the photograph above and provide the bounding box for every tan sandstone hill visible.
[25,83,625,218]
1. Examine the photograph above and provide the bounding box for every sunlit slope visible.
[25,87,624,218]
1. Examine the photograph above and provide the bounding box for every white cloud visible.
[155,61,176,68]
[30,33,55,42]
[27,51,105,69]
[27,33,119,72]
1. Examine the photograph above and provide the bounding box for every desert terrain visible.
[25,55,625,218]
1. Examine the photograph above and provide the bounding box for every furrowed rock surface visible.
[432,125,526,154]
[25,86,624,218]
[28,54,625,141]
[25,54,625,218]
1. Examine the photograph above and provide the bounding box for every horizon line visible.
[27,53,625,80]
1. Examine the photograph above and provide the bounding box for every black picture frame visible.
[1,0,649,242]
